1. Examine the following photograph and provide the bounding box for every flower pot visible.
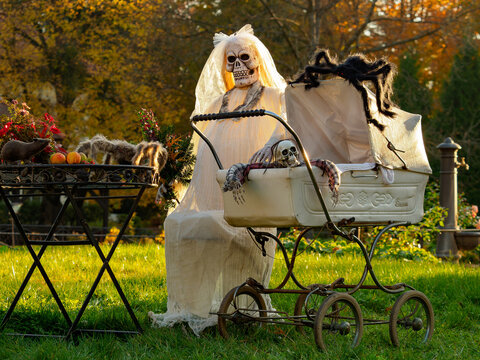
[454,231,480,251]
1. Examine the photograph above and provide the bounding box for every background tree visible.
[393,49,436,170]
[0,0,171,142]
[1,0,478,138]
[393,50,433,117]
[436,39,480,201]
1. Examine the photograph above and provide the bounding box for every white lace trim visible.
[149,293,276,337]
[148,309,218,337]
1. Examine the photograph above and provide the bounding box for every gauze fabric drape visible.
[286,80,431,174]
[149,25,287,336]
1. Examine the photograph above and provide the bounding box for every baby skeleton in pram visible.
[190,79,434,351]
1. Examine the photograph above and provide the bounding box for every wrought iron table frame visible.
[0,164,157,339]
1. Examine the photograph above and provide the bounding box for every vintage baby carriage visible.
[191,79,434,351]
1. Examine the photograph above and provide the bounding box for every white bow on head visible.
[213,24,254,47]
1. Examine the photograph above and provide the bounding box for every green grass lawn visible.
[0,244,479,360]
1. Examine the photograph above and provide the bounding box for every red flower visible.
[37,121,48,138]
[50,125,61,134]
[44,113,55,124]
[55,143,67,154]
[0,127,8,137]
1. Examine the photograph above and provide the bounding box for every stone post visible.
[436,137,468,259]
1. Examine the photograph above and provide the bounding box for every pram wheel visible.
[389,290,434,347]
[217,284,267,339]
[293,286,325,334]
[314,292,363,351]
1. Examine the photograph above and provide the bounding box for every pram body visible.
[218,166,428,227]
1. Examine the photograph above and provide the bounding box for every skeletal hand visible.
[249,145,272,164]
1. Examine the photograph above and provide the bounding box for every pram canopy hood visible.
[285,79,432,175]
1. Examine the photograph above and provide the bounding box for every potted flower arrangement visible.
[0,99,65,163]
[138,108,195,208]
[455,198,480,252]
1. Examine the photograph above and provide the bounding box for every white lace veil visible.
[192,24,286,116]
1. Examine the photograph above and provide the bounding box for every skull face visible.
[275,140,300,167]
[225,37,259,88]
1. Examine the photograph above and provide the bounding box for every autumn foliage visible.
[0,0,479,197]
[0,0,477,140]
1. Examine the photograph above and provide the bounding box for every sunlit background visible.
[0,0,479,200]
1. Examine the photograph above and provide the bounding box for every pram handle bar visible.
[190,109,333,225]
[191,109,265,122]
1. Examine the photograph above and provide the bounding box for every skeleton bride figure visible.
[149,25,286,334]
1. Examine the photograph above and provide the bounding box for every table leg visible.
[64,186,145,337]
[0,244,48,330]
[0,187,73,330]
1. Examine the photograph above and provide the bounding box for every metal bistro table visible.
[0,164,158,339]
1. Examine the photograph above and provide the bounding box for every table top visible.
[0,164,158,189]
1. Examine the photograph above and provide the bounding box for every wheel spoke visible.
[293,287,327,334]
[389,290,434,347]
[218,285,267,339]
[314,293,363,352]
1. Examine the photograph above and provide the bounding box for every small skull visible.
[225,37,259,88]
[275,140,300,167]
